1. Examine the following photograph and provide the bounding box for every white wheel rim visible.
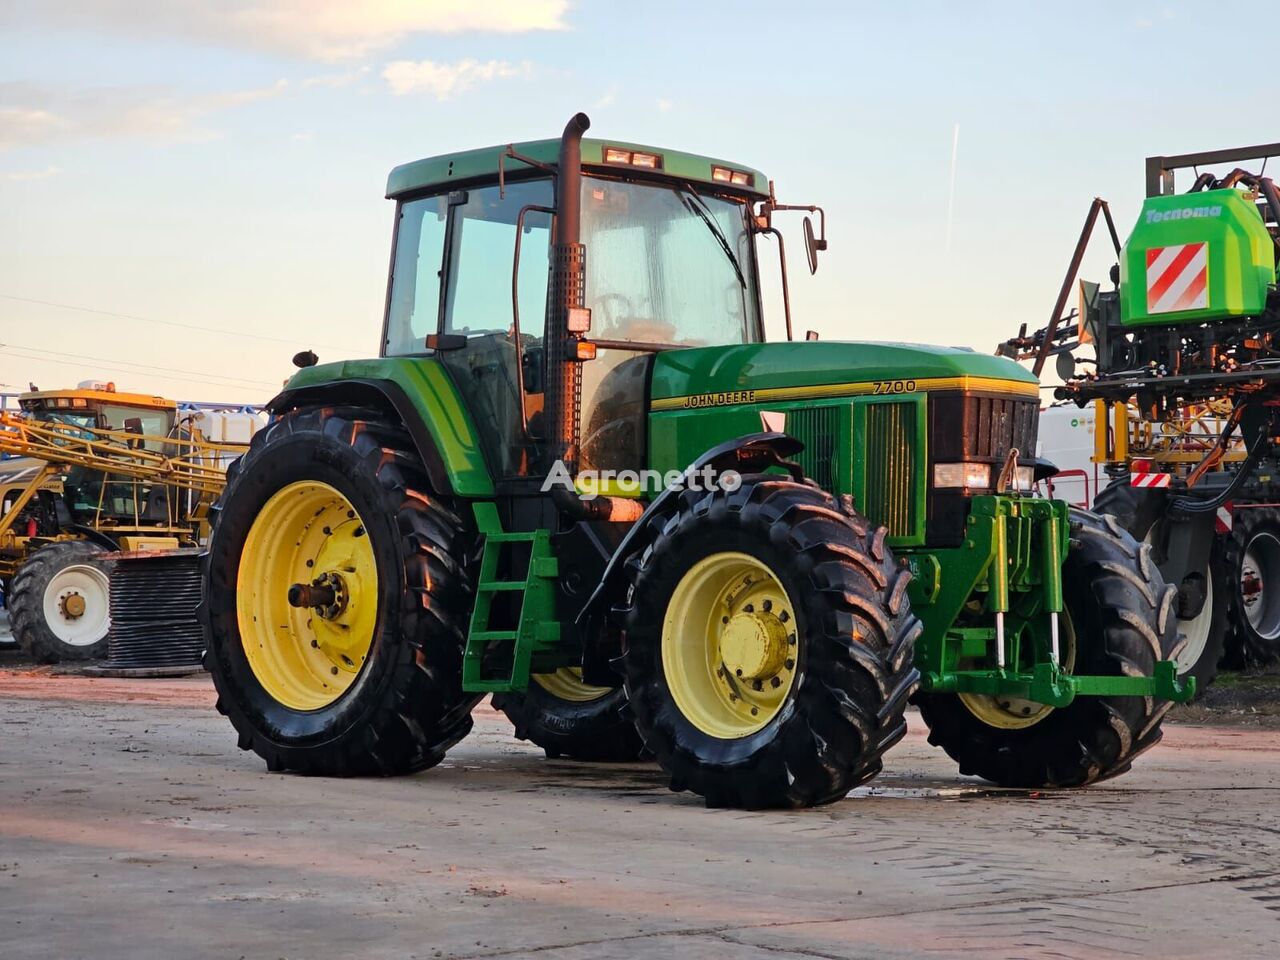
[1241,531,1280,641]
[1144,526,1210,676]
[41,564,110,647]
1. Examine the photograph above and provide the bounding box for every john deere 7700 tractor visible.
[202,114,1191,808]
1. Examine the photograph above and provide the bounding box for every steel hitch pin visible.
[995,611,1006,670]
[1049,611,1061,666]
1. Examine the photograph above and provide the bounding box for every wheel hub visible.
[288,572,349,620]
[719,611,789,682]
[59,592,86,620]
[236,481,378,711]
[662,552,799,739]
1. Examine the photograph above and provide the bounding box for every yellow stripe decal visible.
[650,375,1038,412]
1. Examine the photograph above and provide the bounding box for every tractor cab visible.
[19,382,177,444]
[18,383,179,525]
[381,139,771,482]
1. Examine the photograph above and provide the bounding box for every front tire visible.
[1093,480,1226,692]
[916,508,1178,788]
[202,407,480,775]
[620,478,920,809]
[10,540,113,663]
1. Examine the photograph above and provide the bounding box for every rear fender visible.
[270,359,494,497]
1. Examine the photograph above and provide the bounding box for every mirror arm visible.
[512,204,556,439]
[499,145,558,200]
[762,227,794,342]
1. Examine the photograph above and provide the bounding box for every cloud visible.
[382,59,532,100]
[0,80,288,151]
[4,165,62,181]
[6,1,570,61]
[656,98,673,113]
[302,66,372,89]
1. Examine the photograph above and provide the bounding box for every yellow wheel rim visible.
[532,667,613,703]
[958,609,1078,730]
[662,551,798,739]
[236,481,378,711]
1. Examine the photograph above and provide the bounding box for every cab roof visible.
[20,388,175,411]
[386,137,770,201]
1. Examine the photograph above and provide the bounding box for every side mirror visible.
[803,216,826,275]
[1055,350,1076,381]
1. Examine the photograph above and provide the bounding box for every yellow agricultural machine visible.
[0,383,252,662]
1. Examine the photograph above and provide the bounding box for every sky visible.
[0,1,1269,404]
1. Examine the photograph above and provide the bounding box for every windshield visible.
[580,177,761,347]
[32,411,95,432]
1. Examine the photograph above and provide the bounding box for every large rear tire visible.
[10,540,113,663]
[492,670,645,761]
[1093,480,1226,692]
[619,478,920,809]
[1222,507,1280,665]
[202,407,480,775]
[916,508,1179,787]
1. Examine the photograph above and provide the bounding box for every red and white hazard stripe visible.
[1146,242,1208,314]
[1130,471,1172,488]
[1214,501,1234,534]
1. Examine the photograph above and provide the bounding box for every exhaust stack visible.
[543,112,591,476]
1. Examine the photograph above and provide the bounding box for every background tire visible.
[619,478,920,809]
[1094,480,1226,692]
[1222,506,1280,665]
[493,670,645,761]
[916,508,1179,788]
[202,407,480,776]
[10,540,113,663]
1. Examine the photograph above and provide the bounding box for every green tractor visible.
[201,114,1193,808]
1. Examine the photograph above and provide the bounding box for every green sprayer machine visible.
[201,114,1190,808]
[1001,143,1280,693]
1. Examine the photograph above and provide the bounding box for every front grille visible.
[932,395,1039,463]
[926,393,1040,546]
[787,404,838,491]
[863,401,918,538]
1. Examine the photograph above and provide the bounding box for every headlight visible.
[933,462,992,489]
[1012,465,1036,491]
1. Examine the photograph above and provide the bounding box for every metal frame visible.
[1146,143,1280,197]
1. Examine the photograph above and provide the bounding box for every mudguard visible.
[270,358,494,497]
[574,431,805,629]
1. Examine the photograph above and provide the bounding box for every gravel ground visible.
[0,639,1277,960]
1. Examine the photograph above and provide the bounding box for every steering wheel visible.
[594,294,635,334]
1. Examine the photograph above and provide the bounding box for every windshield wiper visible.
[678,184,747,291]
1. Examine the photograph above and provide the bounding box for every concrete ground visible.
[0,641,1277,958]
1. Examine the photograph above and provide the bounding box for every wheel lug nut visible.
[751,679,763,691]
[744,603,754,613]
[330,666,339,675]
[784,658,795,670]
[750,707,758,716]
[310,639,318,648]
[735,668,743,677]
[770,676,781,688]
[762,600,772,612]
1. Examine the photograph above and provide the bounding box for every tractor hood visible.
[649,341,1039,410]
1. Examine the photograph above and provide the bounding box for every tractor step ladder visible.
[462,502,561,693]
